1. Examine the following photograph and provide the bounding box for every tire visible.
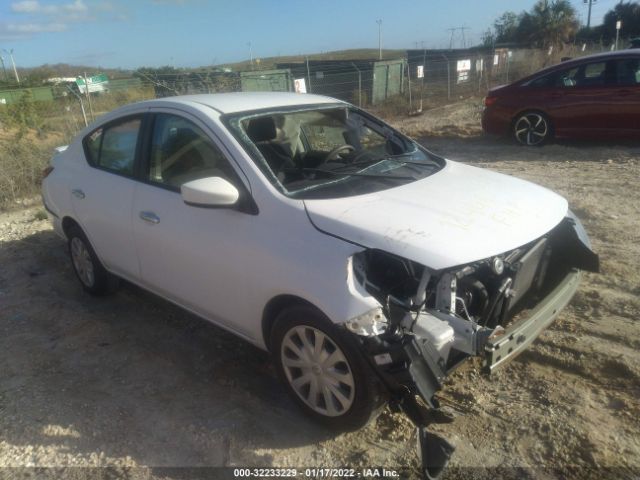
[512,111,552,146]
[271,305,385,431]
[67,225,113,295]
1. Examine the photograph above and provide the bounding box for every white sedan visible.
[42,92,598,476]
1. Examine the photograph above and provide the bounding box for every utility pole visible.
[376,19,382,60]
[2,49,20,84]
[247,42,253,69]
[586,0,594,29]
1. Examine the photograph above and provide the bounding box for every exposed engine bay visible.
[349,213,598,372]
[343,213,599,477]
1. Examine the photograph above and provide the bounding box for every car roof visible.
[523,49,640,81]
[149,92,344,114]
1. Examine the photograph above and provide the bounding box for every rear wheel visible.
[513,112,552,146]
[67,225,112,295]
[271,305,384,431]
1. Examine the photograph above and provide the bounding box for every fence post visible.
[67,85,88,127]
[506,54,510,84]
[407,63,412,112]
[420,49,426,111]
[350,62,362,107]
[440,53,451,101]
[306,57,312,93]
[83,72,95,122]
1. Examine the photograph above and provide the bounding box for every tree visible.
[493,12,520,43]
[526,0,580,48]
[603,1,640,41]
[485,0,579,48]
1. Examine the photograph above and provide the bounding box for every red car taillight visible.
[42,166,54,179]
[484,96,498,107]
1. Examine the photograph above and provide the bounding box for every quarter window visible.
[614,58,640,85]
[149,114,236,188]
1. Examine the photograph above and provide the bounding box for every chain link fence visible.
[0,41,634,207]
[0,41,632,140]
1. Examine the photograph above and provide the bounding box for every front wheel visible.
[271,305,384,431]
[512,112,552,146]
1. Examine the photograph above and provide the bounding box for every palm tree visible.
[526,0,580,48]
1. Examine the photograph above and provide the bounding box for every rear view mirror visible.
[181,177,239,207]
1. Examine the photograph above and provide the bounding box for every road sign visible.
[76,74,109,94]
[294,78,307,93]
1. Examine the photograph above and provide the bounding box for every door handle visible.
[71,189,85,199]
[139,211,160,225]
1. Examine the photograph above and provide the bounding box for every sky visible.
[0,0,615,70]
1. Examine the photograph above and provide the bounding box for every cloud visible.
[11,0,89,15]
[4,0,116,39]
[11,1,44,13]
[9,22,67,33]
[151,0,193,4]
[0,21,67,39]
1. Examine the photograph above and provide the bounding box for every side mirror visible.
[181,177,239,208]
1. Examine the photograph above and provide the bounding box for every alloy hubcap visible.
[281,325,355,417]
[70,237,94,287]
[514,113,548,146]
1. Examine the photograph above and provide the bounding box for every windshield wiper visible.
[284,167,416,180]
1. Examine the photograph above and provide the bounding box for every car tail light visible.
[484,96,498,107]
[42,166,54,179]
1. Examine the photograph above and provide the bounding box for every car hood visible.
[303,160,568,270]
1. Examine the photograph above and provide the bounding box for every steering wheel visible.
[324,144,355,162]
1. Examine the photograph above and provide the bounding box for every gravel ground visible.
[1,115,639,480]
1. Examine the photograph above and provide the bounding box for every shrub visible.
[0,134,61,209]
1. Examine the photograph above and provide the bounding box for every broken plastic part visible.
[416,428,456,480]
[345,307,387,336]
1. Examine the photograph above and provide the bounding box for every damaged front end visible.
[345,212,598,478]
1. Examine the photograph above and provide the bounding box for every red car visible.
[482,50,640,145]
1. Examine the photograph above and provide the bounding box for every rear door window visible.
[556,62,610,88]
[83,116,142,176]
[527,73,556,88]
[556,67,580,87]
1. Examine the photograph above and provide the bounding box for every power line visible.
[446,26,471,49]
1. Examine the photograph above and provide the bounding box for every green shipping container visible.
[0,86,54,105]
[240,69,293,93]
[372,60,405,105]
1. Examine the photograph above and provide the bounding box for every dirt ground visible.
[1,106,639,479]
